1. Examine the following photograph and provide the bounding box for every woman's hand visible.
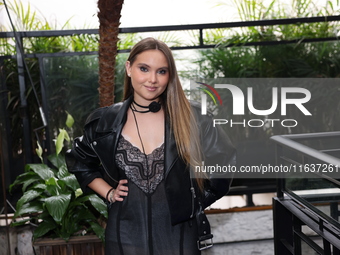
[108,179,128,203]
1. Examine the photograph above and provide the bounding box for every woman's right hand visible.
[109,179,128,203]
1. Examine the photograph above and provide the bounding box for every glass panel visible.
[43,55,100,138]
[286,176,340,225]
[277,132,340,228]
[42,54,128,139]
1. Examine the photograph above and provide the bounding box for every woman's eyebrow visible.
[137,63,169,69]
[136,63,149,67]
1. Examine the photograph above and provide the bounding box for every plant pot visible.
[33,235,104,255]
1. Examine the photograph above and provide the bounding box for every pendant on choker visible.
[131,100,161,113]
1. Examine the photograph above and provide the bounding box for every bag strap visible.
[196,203,213,250]
[189,171,214,250]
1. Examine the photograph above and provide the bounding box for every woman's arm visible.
[88,178,129,203]
[200,113,236,208]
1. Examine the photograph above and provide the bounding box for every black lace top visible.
[115,135,164,194]
[104,135,200,255]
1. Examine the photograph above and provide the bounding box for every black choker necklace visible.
[132,100,161,113]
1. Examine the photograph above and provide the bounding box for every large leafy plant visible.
[10,114,108,241]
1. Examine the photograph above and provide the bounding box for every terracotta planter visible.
[33,235,104,255]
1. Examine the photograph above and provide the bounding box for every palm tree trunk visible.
[97,0,124,107]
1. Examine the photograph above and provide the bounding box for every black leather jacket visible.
[66,96,236,225]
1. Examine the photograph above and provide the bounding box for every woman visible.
[67,37,236,255]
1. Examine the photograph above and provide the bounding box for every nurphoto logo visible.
[196,82,223,113]
[192,80,312,128]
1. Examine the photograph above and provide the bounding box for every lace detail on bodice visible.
[115,135,165,194]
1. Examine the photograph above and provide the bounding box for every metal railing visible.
[1,15,340,53]
[271,131,340,255]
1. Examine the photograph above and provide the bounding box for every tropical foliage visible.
[194,0,340,79]
[9,114,108,241]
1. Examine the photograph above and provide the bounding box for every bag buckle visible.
[197,235,213,250]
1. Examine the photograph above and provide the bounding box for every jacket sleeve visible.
[199,113,236,209]
[65,109,106,193]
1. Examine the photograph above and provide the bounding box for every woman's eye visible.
[158,69,167,74]
[140,66,148,72]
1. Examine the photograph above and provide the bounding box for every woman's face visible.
[126,49,169,104]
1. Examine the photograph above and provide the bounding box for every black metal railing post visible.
[15,34,33,164]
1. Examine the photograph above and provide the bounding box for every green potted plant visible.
[9,113,108,253]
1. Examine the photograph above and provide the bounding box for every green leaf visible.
[9,171,39,192]
[27,164,55,180]
[61,175,80,191]
[64,130,70,142]
[33,183,47,190]
[65,111,74,128]
[89,221,105,242]
[56,129,66,155]
[15,189,43,212]
[14,202,43,218]
[56,129,70,155]
[36,141,43,162]
[33,220,57,239]
[45,194,71,223]
[11,218,33,227]
[45,177,62,196]
[48,153,66,170]
[56,164,70,179]
[72,208,96,222]
[22,175,43,192]
[88,195,108,218]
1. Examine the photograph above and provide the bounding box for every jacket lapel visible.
[164,118,179,178]
[91,98,132,182]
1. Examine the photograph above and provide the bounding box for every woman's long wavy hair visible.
[123,37,206,190]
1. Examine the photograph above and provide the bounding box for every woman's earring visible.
[128,73,131,77]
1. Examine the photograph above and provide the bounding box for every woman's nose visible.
[149,72,157,84]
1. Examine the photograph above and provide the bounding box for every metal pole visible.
[15,35,33,164]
